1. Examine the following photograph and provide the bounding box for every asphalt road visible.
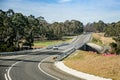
[0,52,83,80]
[0,33,91,80]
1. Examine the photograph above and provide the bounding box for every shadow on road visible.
[0,51,57,68]
[0,58,40,63]
[0,58,55,64]
[0,64,18,68]
[28,51,60,55]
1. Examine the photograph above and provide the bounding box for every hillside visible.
[64,33,119,80]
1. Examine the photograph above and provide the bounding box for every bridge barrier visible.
[56,33,92,61]
[56,47,76,61]
[0,49,42,56]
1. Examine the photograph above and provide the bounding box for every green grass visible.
[64,50,120,80]
[33,36,73,47]
[91,37,103,46]
[34,40,63,46]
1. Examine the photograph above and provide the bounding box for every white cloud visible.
[58,0,72,3]
[1,0,120,24]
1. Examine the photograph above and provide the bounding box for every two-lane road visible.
[0,33,91,80]
[0,52,83,80]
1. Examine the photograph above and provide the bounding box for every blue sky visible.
[0,0,120,24]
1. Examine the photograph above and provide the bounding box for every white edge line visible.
[7,61,20,80]
[5,54,59,80]
[38,56,60,80]
[5,55,40,80]
[4,55,28,80]
[6,56,38,80]
[4,73,8,80]
[55,61,112,80]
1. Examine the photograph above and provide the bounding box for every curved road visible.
[0,52,83,80]
[0,33,91,80]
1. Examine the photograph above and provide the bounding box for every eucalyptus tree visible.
[64,20,83,35]
[0,10,7,51]
[105,21,120,54]
[0,9,85,51]
[71,20,83,34]
[0,9,15,51]
[50,22,63,39]
[12,13,28,50]
[37,16,49,39]
[6,9,14,17]
[27,15,39,48]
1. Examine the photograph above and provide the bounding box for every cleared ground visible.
[32,36,73,48]
[64,50,120,80]
[92,33,114,46]
[64,33,119,80]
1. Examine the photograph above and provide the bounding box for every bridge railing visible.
[56,33,92,61]
[56,47,76,61]
[0,49,42,56]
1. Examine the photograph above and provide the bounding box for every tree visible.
[0,9,85,51]
[0,9,15,51]
[105,21,120,54]
[85,20,107,32]
[12,13,28,50]
[6,9,14,17]
[64,20,83,36]
[27,15,39,48]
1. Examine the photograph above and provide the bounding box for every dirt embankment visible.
[64,33,119,80]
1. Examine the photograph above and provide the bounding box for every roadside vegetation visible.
[91,33,114,46]
[64,50,120,80]
[0,9,120,53]
[64,33,120,80]
[0,9,83,52]
[85,21,120,54]
[33,36,73,48]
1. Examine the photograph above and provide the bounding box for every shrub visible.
[0,44,14,52]
[92,37,102,45]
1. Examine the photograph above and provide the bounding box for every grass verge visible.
[64,33,118,80]
[64,50,120,80]
[33,36,73,48]
[92,33,114,46]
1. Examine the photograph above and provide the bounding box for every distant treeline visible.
[0,9,120,53]
[0,9,83,51]
[84,21,120,54]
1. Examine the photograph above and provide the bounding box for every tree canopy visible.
[0,9,83,52]
[105,21,120,54]
[1,9,119,53]
[84,20,107,32]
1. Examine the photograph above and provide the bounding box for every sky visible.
[0,0,120,24]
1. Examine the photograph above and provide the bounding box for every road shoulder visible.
[54,61,112,80]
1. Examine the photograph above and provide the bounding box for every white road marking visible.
[4,73,8,80]
[7,61,20,80]
[5,55,39,80]
[38,56,60,80]
[4,55,29,80]
[4,53,59,80]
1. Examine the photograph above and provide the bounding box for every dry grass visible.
[64,50,120,80]
[32,36,73,48]
[92,33,115,46]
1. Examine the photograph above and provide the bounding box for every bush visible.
[110,42,120,55]
[0,44,14,52]
[92,37,102,45]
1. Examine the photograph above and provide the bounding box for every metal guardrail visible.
[56,47,76,61]
[0,49,42,56]
[0,33,92,58]
[56,33,92,61]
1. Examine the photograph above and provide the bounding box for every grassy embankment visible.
[64,33,120,80]
[91,33,114,46]
[32,36,74,48]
